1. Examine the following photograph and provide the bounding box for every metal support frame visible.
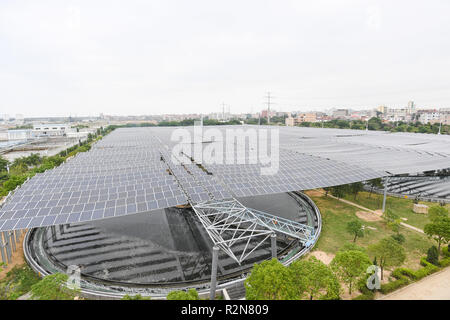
[209,246,219,300]
[382,176,389,213]
[270,233,277,259]
[2,232,11,263]
[9,231,16,252]
[192,198,315,265]
[0,235,6,264]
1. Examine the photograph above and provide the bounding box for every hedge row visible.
[443,246,449,258]
[355,254,449,299]
[379,257,440,295]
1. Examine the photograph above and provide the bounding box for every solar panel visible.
[0,126,450,231]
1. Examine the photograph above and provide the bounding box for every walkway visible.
[379,267,450,300]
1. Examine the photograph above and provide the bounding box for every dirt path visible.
[379,267,450,300]
[309,250,335,265]
[356,210,382,222]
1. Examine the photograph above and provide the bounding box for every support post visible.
[0,235,6,264]
[51,225,56,242]
[2,232,11,263]
[209,246,219,300]
[382,177,389,213]
[271,233,277,259]
[9,232,16,252]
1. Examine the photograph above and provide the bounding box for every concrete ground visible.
[379,267,450,300]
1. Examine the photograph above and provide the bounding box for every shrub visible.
[415,258,439,280]
[31,273,80,300]
[380,277,409,294]
[0,265,40,300]
[391,234,406,244]
[439,257,450,268]
[380,257,440,294]
[2,175,27,192]
[426,246,439,266]
[443,246,450,258]
[352,274,375,300]
[166,288,200,300]
[122,294,151,300]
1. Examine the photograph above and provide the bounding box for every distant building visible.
[407,101,416,114]
[385,108,411,122]
[285,113,317,126]
[33,123,73,136]
[377,105,388,115]
[285,117,295,126]
[7,129,33,140]
[417,110,440,124]
[332,109,349,119]
[441,113,450,126]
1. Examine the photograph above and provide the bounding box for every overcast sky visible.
[1,0,449,117]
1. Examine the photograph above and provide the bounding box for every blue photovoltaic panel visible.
[0,126,450,231]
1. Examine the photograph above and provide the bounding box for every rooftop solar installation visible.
[1,125,449,231]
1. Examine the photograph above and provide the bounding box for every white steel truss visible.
[192,198,315,264]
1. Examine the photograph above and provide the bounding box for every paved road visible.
[379,267,450,300]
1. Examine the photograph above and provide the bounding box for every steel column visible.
[0,235,6,264]
[382,177,389,213]
[2,232,11,263]
[270,233,277,259]
[209,246,220,300]
[9,232,16,252]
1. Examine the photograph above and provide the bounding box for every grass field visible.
[307,192,436,270]
[342,191,449,230]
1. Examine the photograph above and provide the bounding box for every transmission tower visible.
[265,92,274,124]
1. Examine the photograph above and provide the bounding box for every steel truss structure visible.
[192,198,315,264]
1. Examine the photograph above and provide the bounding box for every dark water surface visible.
[42,193,313,285]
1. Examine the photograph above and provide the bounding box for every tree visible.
[30,273,80,300]
[245,258,299,300]
[166,288,199,300]
[368,237,406,280]
[329,185,349,198]
[346,219,364,243]
[382,209,402,235]
[330,250,371,295]
[367,178,383,198]
[0,156,9,172]
[349,182,364,200]
[290,257,340,300]
[426,246,439,266]
[428,206,449,221]
[424,216,450,254]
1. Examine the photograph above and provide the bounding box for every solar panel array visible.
[1,125,450,231]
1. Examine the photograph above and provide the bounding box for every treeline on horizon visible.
[295,117,449,134]
[108,116,449,135]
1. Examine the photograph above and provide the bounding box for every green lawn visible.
[342,191,449,230]
[309,193,435,270]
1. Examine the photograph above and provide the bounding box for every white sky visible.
[1,0,449,117]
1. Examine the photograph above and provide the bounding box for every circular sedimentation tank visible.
[24,192,321,298]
